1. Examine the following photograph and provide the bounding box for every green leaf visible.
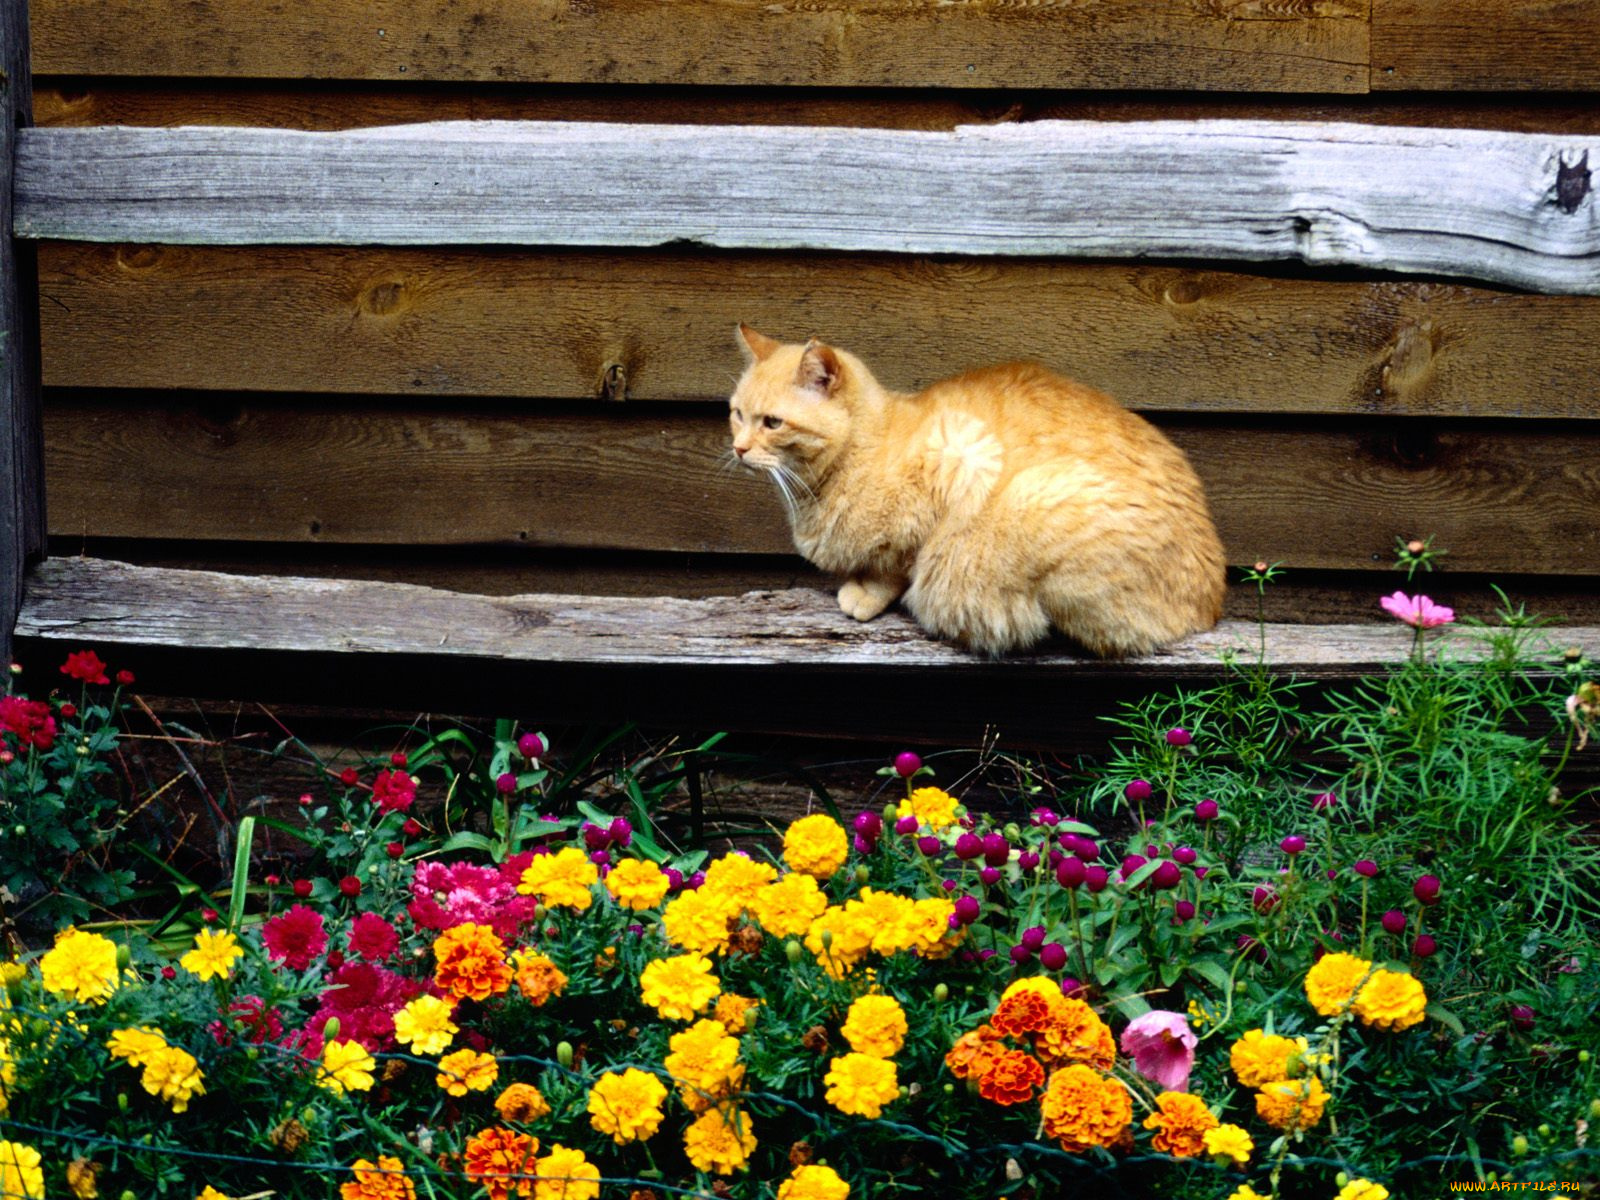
[1427,1002,1466,1037]
[1188,958,1234,994]
[438,831,498,855]
[228,816,256,932]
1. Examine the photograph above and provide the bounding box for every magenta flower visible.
[1380,591,1455,629]
[1120,1010,1197,1092]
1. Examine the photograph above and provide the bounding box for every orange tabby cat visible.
[728,326,1226,657]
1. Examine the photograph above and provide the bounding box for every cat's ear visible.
[797,339,842,397]
[737,323,781,363]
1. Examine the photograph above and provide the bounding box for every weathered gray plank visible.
[17,557,1600,673]
[14,120,1600,293]
[1,0,45,666]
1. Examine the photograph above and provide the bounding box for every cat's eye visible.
[762,415,785,430]
[730,407,743,423]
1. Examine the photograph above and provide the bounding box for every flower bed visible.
[2,588,1599,1199]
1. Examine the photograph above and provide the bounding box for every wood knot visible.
[359,278,409,316]
[1380,320,1439,396]
[115,245,164,272]
[1163,276,1205,307]
[598,361,628,403]
[1555,150,1591,214]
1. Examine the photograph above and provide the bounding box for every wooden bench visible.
[4,0,1599,747]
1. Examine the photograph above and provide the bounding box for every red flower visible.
[262,904,328,970]
[59,702,77,719]
[348,913,400,962]
[338,767,359,787]
[291,879,314,898]
[60,649,110,685]
[389,751,408,768]
[978,1049,1046,1106]
[401,818,423,838]
[116,669,136,686]
[371,768,417,813]
[339,875,363,899]
[0,696,56,751]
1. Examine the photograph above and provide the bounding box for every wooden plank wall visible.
[26,1,1600,628]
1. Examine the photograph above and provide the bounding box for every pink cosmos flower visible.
[1120,1010,1197,1092]
[1380,591,1455,629]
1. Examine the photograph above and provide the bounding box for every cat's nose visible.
[734,445,748,458]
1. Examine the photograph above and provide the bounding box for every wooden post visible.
[1,0,45,666]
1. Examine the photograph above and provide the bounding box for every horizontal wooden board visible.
[17,121,1600,295]
[35,82,1600,135]
[23,557,1599,674]
[28,0,1369,93]
[36,243,1600,419]
[42,393,1600,576]
[62,539,1600,626]
[1373,0,1600,91]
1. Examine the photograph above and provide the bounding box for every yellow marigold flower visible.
[1254,1075,1329,1132]
[605,858,670,911]
[666,1018,744,1112]
[783,814,849,879]
[180,928,244,982]
[1304,952,1374,1017]
[1142,1091,1218,1158]
[66,1156,101,1199]
[683,1105,757,1175]
[495,1081,552,1124]
[141,1044,206,1113]
[1334,1179,1390,1200]
[0,1141,44,1200]
[517,847,598,911]
[824,1052,899,1118]
[392,994,458,1056]
[896,786,959,830]
[640,952,721,1021]
[1229,1028,1308,1088]
[319,1038,377,1095]
[38,929,119,1005]
[805,906,874,979]
[713,992,761,1035]
[662,887,743,956]
[1227,1188,1273,1200]
[1040,1064,1133,1152]
[339,1155,417,1200]
[749,872,829,938]
[437,1048,499,1097]
[510,949,568,1007]
[107,1026,170,1068]
[1353,969,1428,1033]
[840,993,908,1059]
[1203,1123,1254,1167]
[699,854,779,910]
[587,1067,669,1144]
[532,1143,600,1200]
[433,922,513,1002]
[463,1126,539,1200]
[905,897,957,955]
[195,1190,230,1200]
[777,1163,851,1200]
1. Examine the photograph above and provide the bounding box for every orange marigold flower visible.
[1304,952,1374,1017]
[713,993,761,1035]
[605,858,671,911]
[340,1155,417,1200]
[463,1127,539,1200]
[839,994,907,1059]
[1142,1091,1219,1157]
[511,949,568,1007]
[1229,1029,1307,1089]
[437,1049,499,1097]
[782,814,850,879]
[1040,1065,1134,1153]
[991,980,1056,1039]
[683,1105,758,1175]
[532,1143,600,1200]
[977,1048,1045,1107]
[639,952,721,1021]
[1352,969,1428,1033]
[1039,997,1117,1071]
[433,922,513,1003]
[823,1053,899,1119]
[944,1024,1007,1081]
[495,1082,552,1124]
[1255,1075,1329,1132]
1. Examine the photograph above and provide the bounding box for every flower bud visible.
[1020,925,1047,952]
[952,895,980,926]
[116,941,132,970]
[1194,799,1219,821]
[853,810,883,840]
[1166,727,1192,747]
[1511,1135,1529,1157]
[854,865,870,886]
[1056,856,1086,888]
[289,878,312,898]
[1174,899,1196,921]
[556,1041,574,1068]
[1280,835,1306,856]
[1123,779,1153,803]
[917,835,942,856]
[933,982,949,1003]
[496,772,518,794]
[785,940,804,964]
[1252,886,1279,914]
[1412,934,1437,958]
[883,802,903,826]
[1172,845,1197,865]
[582,823,611,851]
[981,833,1010,867]
[893,751,922,778]
[1413,874,1443,905]
[1150,860,1182,889]
[1509,1004,1535,1032]
[819,929,834,949]
[1312,791,1339,812]
[978,867,1001,886]
[1381,910,1406,935]
[1083,865,1110,893]
[322,1017,341,1041]
[1353,859,1379,878]
[517,732,546,759]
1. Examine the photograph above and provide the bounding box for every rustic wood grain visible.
[1,0,44,664]
[36,242,1600,419]
[35,82,1600,136]
[23,557,1598,673]
[1372,0,1600,91]
[16,121,1600,294]
[41,393,1600,576]
[28,0,1369,93]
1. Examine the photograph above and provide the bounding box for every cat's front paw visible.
[837,578,897,622]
